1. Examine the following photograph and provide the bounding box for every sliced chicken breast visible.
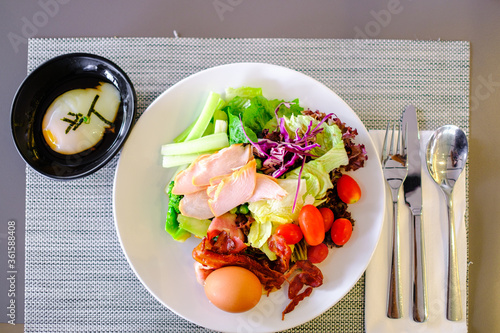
[179,189,214,220]
[248,173,288,202]
[191,144,252,186]
[208,159,257,217]
[172,154,211,195]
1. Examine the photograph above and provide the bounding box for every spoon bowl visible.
[426,125,468,321]
[426,126,468,194]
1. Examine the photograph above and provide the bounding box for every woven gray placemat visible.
[25,37,469,333]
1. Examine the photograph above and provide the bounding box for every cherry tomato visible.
[336,174,361,204]
[275,223,303,245]
[330,218,353,246]
[319,207,334,232]
[307,243,329,263]
[298,205,325,246]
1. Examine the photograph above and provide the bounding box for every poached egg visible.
[42,82,120,155]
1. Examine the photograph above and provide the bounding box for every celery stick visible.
[214,119,227,134]
[203,122,214,136]
[173,122,195,143]
[162,151,216,169]
[163,154,199,169]
[185,91,221,141]
[161,132,228,156]
[177,215,212,238]
[215,98,226,111]
[214,109,228,122]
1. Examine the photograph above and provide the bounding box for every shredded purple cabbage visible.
[240,104,334,211]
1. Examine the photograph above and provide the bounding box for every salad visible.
[161,87,367,319]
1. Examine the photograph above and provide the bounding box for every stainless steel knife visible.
[401,105,428,322]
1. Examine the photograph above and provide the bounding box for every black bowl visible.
[11,53,137,180]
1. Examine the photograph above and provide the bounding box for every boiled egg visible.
[204,266,262,313]
[42,82,120,155]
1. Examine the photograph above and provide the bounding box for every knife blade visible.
[401,105,428,322]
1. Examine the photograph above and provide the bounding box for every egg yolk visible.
[42,82,120,155]
[204,266,262,313]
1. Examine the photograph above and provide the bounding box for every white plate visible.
[113,63,385,333]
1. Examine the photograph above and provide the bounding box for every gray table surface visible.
[1,1,499,332]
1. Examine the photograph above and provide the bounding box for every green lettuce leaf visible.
[312,141,349,172]
[248,179,307,225]
[223,87,303,145]
[284,116,349,203]
[286,145,348,204]
[286,162,332,205]
[227,111,258,145]
[284,114,344,156]
[247,219,272,249]
[225,87,263,100]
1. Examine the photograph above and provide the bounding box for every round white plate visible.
[113,63,385,333]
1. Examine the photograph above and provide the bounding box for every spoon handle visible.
[412,213,428,322]
[387,200,402,318]
[446,193,463,321]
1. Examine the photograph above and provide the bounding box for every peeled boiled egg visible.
[42,82,120,155]
[204,266,262,313]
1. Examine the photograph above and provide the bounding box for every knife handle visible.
[412,213,428,322]
[387,201,402,319]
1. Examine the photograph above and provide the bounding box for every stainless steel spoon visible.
[426,125,468,321]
